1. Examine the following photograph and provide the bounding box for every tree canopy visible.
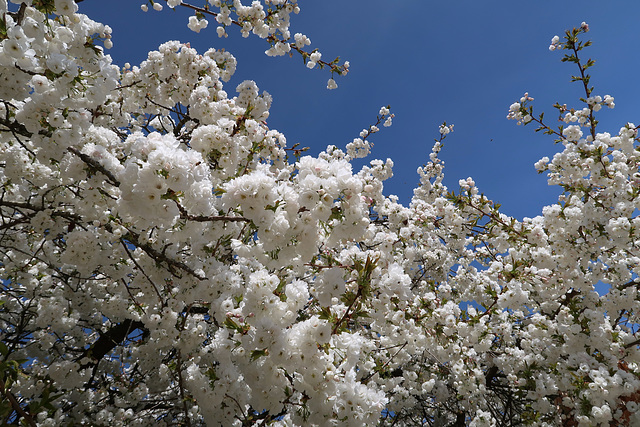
[1,1,639,426]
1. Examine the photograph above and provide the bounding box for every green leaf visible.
[264,200,281,212]
[0,15,7,41]
[250,348,268,361]
[161,189,182,202]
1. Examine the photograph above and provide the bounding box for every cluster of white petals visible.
[146,0,348,84]
[1,4,639,427]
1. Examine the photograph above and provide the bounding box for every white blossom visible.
[0,5,638,426]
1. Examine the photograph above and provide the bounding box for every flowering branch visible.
[0,378,37,427]
[174,201,249,223]
[121,230,207,281]
[148,0,349,87]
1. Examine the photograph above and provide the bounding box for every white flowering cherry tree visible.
[1,0,639,425]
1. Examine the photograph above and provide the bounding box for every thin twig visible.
[174,200,249,223]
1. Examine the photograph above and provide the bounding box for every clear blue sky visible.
[78,1,640,220]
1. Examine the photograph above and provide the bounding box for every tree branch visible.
[0,378,37,427]
[67,146,120,186]
[81,319,147,362]
[122,231,207,281]
[174,200,249,223]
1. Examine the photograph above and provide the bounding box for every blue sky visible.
[77,1,640,220]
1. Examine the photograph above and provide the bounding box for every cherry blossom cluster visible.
[141,0,350,89]
[506,92,534,125]
[1,2,639,426]
[497,22,640,424]
[345,106,394,160]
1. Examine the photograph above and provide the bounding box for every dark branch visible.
[174,200,249,223]
[81,319,147,362]
[67,146,121,186]
[122,231,207,281]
